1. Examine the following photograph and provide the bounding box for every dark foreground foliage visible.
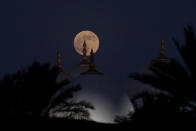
[115,26,196,130]
[0,62,94,119]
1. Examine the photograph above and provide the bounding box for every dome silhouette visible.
[70,73,132,123]
[55,66,133,123]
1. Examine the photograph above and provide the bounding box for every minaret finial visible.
[83,40,87,56]
[152,36,170,63]
[160,36,165,58]
[80,40,89,65]
[57,49,62,71]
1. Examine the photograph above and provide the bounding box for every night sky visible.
[1,0,196,87]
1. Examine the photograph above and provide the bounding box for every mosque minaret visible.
[78,40,89,66]
[153,36,170,63]
[57,50,62,71]
[56,50,69,75]
[81,49,104,75]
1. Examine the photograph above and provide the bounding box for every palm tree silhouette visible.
[0,61,94,119]
[115,26,196,129]
[130,26,196,112]
[44,85,94,120]
[117,92,194,130]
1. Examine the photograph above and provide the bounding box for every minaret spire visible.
[80,49,104,75]
[57,49,62,71]
[79,40,89,65]
[89,49,96,72]
[152,36,170,63]
[160,36,166,59]
[56,49,69,75]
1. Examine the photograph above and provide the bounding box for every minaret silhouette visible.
[153,36,170,63]
[159,36,166,59]
[57,49,62,71]
[79,40,89,65]
[57,49,69,74]
[81,49,104,75]
[89,49,96,72]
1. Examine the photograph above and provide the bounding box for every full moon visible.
[74,30,99,56]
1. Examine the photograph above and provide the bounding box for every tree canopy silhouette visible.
[115,26,196,130]
[130,25,196,111]
[0,62,94,120]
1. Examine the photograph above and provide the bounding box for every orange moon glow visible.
[74,30,99,56]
